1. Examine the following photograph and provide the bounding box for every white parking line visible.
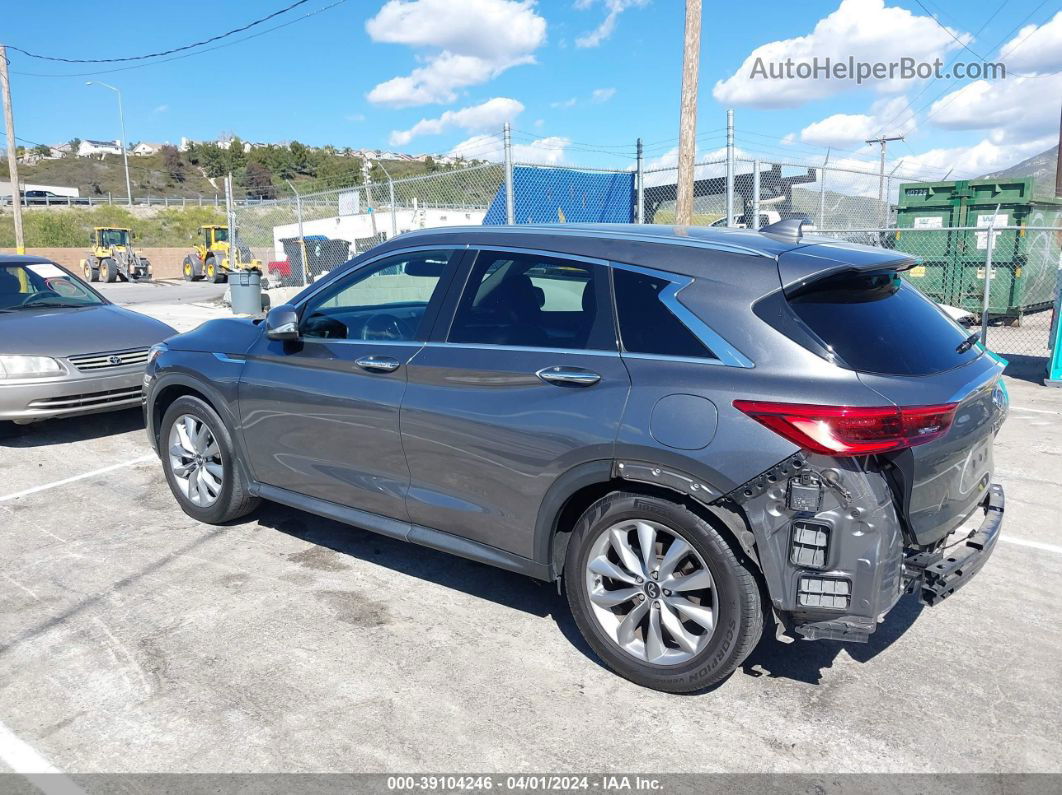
[998,535,1062,555]
[0,455,156,503]
[0,720,84,794]
[1010,405,1060,415]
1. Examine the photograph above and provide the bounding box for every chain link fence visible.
[230,143,1059,375]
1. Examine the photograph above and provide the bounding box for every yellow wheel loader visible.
[81,227,152,283]
[182,225,262,283]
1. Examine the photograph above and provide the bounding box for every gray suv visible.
[144,223,1007,692]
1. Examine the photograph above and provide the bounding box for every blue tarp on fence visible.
[483,166,635,225]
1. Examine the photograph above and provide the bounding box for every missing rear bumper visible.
[906,484,1004,607]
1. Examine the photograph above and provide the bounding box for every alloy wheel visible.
[584,519,718,666]
[168,414,224,507]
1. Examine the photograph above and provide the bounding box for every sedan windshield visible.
[0,262,105,310]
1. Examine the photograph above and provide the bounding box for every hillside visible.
[978,146,1059,197]
[1,140,445,201]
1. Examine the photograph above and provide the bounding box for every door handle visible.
[355,355,401,373]
[536,365,601,387]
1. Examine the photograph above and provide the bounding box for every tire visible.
[83,259,99,282]
[100,257,118,283]
[206,257,226,284]
[564,491,763,693]
[182,255,203,282]
[159,395,259,524]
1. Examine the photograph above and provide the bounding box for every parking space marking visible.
[1010,405,1060,415]
[0,455,156,504]
[999,535,1062,555]
[0,720,85,794]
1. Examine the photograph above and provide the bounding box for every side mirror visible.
[266,304,299,341]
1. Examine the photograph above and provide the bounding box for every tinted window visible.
[300,250,453,341]
[787,270,980,376]
[448,251,613,350]
[613,269,714,359]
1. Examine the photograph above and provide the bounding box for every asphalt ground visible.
[0,292,1059,778]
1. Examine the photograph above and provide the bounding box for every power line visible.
[9,0,349,78]
[4,0,311,63]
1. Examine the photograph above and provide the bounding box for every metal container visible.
[230,269,263,316]
[895,178,1062,321]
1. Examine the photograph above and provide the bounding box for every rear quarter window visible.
[786,270,981,376]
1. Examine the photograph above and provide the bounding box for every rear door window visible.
[448,251,614,350]
[787,270,981,376]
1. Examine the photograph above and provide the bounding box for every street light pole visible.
[86,81,132,206]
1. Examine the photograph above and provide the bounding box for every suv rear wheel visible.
[564,492,763,692]
[160,396,259,524]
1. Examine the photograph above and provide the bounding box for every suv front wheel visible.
[160,395,259,524]
[565,492,763,693]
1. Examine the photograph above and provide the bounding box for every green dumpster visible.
[895,178,1062,322]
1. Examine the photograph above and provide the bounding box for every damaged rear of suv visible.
[146,222,1006,694]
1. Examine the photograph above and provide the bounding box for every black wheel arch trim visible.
[534,458,747,580]
[147,370,255,489]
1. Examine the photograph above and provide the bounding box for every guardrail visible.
[0,194,280,208]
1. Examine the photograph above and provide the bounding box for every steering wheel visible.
[20,290,61,306]
[361,313,413,341]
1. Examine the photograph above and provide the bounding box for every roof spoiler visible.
[760,218,804,242]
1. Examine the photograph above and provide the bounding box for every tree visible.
[67,138,81,158]
[424,155,438,173]
[243,161,275,199]
[160,145,184,184]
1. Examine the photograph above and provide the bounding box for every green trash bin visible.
[895,178,1062,322]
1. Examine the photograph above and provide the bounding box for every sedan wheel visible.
[168,413,224,507]
[584,518,718,666]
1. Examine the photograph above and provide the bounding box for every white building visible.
[78,139,122,157]
[132,142,165,156]
[270,202,486,262]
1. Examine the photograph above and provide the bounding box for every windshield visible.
[100,229,129,247]
[212,227,229,243]
[0,262,105,310]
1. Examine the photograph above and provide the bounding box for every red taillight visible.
[733,400,958,456]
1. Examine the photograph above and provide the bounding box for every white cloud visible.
[389,97,524,146]
[713,0,969,108]
[153,104,169,113]
[591,87,616,103]
[365,0,546,107]
[999,10,1062,74]
[450,133,570,165]
[798,96,917,148]
[550,97,578,109]
[574,0,648,48]
[893,136,1056,180]
[928,74,1062,142]
[346,113,366,123]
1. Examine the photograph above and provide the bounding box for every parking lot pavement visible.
[0,377,1060,776]
[95,280,231,334]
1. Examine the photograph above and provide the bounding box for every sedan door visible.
[237,248,462,522]
[400,249,631,559]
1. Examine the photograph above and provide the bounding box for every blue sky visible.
[4,0,1061,179]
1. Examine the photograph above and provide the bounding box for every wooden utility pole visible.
[675,0,701,226]
[0,45,25,254]
[866,134,904,227]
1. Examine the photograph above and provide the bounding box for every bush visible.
[0,206,226,248]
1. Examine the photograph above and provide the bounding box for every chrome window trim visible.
[300,338,426,348]
[462,244,612,269]
[611,262,755,369]
[422,341,621,358]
